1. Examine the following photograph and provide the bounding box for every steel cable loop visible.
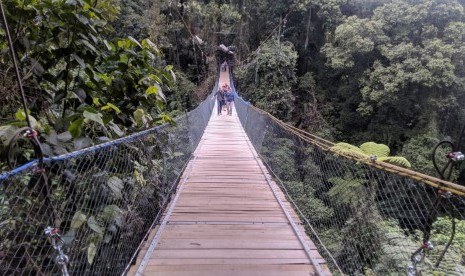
[6,127,44,170]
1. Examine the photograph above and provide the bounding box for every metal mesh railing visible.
[234,90,465,275]
[0,84,216,275]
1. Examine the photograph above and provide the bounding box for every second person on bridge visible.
[224,87,234,116]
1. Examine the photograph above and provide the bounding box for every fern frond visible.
[359,142,390,157]
[327,176,364,204]
[378,156,411,168]
[330,142,368,159]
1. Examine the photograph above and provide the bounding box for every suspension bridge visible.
[1,67,465,276]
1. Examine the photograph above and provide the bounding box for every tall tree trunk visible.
[304,8,312,50]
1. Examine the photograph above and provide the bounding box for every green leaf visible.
[69,118,84,138]
[360,142,390,157]
[75,14,89,25]
[102,205,122,220]
[93,97,101,106]
[87,242,97,264]
[83,110,104,126]
[157,114,173,124]
[128,36,142,48]
[101,103,121,114]
[119,53,128,63]
[330,142,367,159]
[378,156,411,168]
[102,205,122,226]
[70,211,87,229]
[156,99,164,111]
[146,85,159,96]
[148,74,163,84]
[15,109,27,121]
[133,108,146,126]
[71,53,85,68]
[87,216,104,235]
[108,122,124,137]
[96,73,112,85]
[81,39,97,54]
[103,39,113,51]
[107,176,123,198]
[141,38,159,52]
[117,39,128,49]
[73,88,87,102]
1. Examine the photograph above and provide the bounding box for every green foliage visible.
[327,175,365,205]
[236,39,298,120]
[262,136,299,181]
[400,131,447,176]
[285,181,334,223]
[373,218,465,275]
[359,142,390,157]
[330,141,411,167]
[0,0,174,162]
[378,156,411,168]
[330,142,367,159]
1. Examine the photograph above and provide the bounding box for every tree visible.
[236,39,298,120]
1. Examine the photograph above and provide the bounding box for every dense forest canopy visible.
[2,0,465,180]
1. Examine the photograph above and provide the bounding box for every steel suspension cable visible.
[0,0,32,129]
[1,0,44,170]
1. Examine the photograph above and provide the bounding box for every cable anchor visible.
[45,226,69,276]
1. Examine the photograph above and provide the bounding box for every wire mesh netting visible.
[234,94,465,275]
[0,87,215,275]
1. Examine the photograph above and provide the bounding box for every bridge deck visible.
[129,71,330,276]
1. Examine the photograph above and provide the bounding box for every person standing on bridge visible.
[224,87,234,116]
[212,85,225,115]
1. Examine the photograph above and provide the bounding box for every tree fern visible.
[330,142,368,159]
[378,156,411,168]
[331,141,411,168]
[360,142,390,157]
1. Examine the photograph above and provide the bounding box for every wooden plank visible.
[145,264,315,272]
[142,270,315,276]
[146,258,311,265]
[151,249,309,259]
[156,239,303,249]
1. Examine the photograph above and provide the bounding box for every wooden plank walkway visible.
[128,70,331,276]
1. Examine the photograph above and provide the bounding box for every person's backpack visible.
[225,92,234,102]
